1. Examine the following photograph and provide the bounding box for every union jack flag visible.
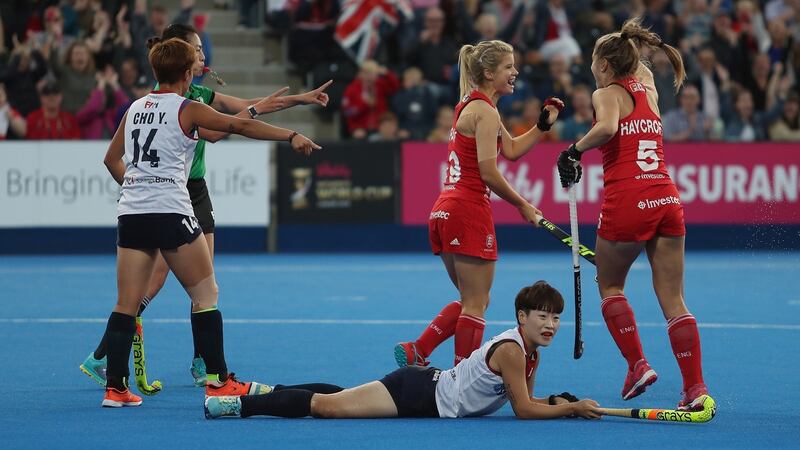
[334,0,412,63]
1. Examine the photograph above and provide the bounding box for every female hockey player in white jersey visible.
[204,281,602,420]
[99,37,320,408]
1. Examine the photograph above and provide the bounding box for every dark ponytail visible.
[146,23,198,50]
[146,36,162,50]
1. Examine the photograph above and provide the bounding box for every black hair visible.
[515,281,564,324]
[146,23,198,50]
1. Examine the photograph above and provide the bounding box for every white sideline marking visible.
[789,300,800,306]
[1,318,798,330]
[0,260,799,275]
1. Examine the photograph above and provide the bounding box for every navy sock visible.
[273,383,343,394]
[93,329,108,360]
[105,312,136,390]
[137,296,151,316]
[240,389,314,418]
[94,297,149,359]
[190,308,227,379]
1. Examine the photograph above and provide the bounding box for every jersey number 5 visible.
[131,129,161,168]
[636,140,659,172]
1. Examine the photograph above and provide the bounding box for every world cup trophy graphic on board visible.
[290,167,312,210]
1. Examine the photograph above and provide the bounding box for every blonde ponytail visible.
[458,44,476,99]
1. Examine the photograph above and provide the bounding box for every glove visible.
[557,143,583,188]
[548,391,580,405]
[536,97,565,131]
[556,391,580,403]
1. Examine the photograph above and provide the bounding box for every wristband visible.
[247,105,258,119]
[288,131,299,144]
[537,98,564,132]
[537,110,552,131]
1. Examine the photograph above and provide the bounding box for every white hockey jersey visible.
[435,327,539,418]
[118,91,197,217]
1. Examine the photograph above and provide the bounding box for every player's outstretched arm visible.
[211,80,332,114]
[199,81,332,143]
[493,342,601,420]
[500,97,565,161]
[275,79,332,111]
[103,111,128,185]
[198,88,289,143]
[183,101,321,155]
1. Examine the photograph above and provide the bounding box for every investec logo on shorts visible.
[430,210,450,219]
[637,195,680,210]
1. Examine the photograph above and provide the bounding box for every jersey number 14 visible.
[131,129,161,168]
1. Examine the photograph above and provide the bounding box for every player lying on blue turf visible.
[206,281,602,420]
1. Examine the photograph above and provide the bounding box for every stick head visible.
[136,379,163,396]
[691,395,717,423]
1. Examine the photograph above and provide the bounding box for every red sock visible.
[454,314,485,366]
[601,295,645,369]
[415,301,461,357]
[667,313,705,391]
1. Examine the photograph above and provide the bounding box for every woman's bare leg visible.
[450,254,494,365]
[646,235,706,403]
[311,381,399,418]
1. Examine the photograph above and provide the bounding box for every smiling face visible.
[518,309,560,347]
[485,52,517,96]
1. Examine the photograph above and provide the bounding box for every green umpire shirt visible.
[154,83,216,180]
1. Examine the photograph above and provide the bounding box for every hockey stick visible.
[568,185,584,359]
[535,215,596,266]
[133,316,163,396]
[598,395,716,423]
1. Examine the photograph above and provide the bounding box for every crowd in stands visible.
[281,0,800,142]
[1,0,799,142]
[0,0,204,140]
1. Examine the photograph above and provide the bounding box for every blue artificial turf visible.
[1,251,798,449]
